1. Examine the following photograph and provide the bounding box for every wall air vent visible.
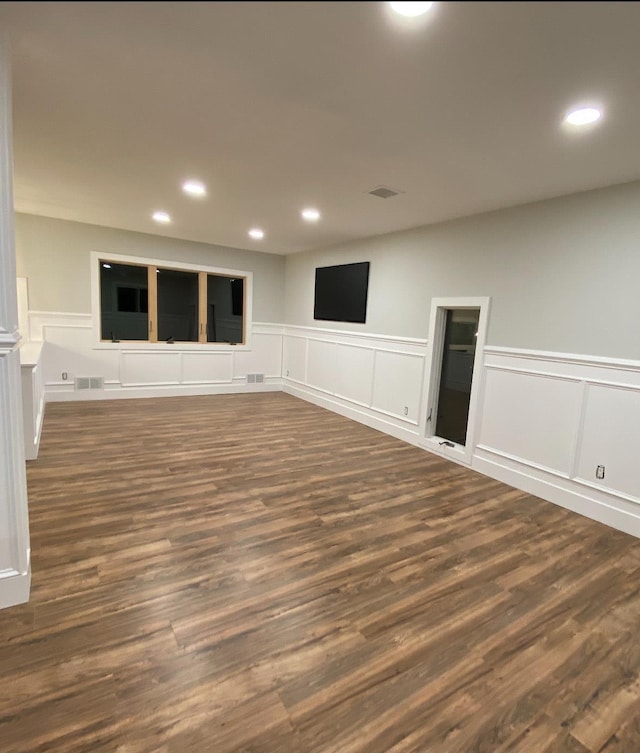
[247,373,265,384]
[75,377,104,391]
[368,185,402,199]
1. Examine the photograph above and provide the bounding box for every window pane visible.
[157,268,199,342]
[207,275,244,343]
[100,262,149,341]
[117,287,138,313]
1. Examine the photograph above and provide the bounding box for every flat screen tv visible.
[314,261,370,324]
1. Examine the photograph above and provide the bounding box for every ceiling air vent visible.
[368,186,401,199]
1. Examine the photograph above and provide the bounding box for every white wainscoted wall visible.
[280,325,640,539]
[282,325,427,445]
[23,311,640,540]
[474,348,640,538]
[27,311,284,401]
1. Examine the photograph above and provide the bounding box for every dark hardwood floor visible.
[2,392,640,753]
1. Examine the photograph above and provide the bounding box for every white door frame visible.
[420,296,490,466]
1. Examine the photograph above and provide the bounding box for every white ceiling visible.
[2,1,640,255]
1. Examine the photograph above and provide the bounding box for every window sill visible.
[93,341,251,352]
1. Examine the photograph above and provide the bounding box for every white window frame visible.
[90,251,253,351]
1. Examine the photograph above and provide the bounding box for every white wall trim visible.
[421,296,491,466]
[46,379,283,402]
[475,345,640,537]
[485,362,640,391]
[568,380,590,480]
[476,443,573,482]
[0,331,20,350]
[284,382,422,447]
[473,451,640,539]
[485,345,640,373]
[283,374,421,428]
[283,323,428,348]
[20,341,44,460]
[28,311,283,403]
[254,322,284,334]
[29,310,89,319]
[0,567,31,610]
[485,363,584,383]
[20,307,640,544]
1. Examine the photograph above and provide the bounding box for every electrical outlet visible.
[62,372,68,381]
[596,465,605,480]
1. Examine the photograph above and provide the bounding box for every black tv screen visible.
[314,262,370,324]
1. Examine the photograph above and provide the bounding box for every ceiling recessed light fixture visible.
[301,207,321,222]
[388,1,434,17]
[248,228,264,240]
[182,180,207,197]
[564,106,602,127]
[152,210,172,224]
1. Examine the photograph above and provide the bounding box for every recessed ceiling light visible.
[152,210,172,224]
[248,228,264,240]
[388,1,434,17]
[564,107,602,126]
[301,207,321,222]
[182,180,207,197]
[102,263,111,269]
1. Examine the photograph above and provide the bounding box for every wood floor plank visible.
[1,392,640,752]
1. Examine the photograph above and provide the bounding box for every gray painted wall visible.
[14,213,286,323]
[285,180,640,360]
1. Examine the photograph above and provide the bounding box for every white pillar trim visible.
[0,33,31,609]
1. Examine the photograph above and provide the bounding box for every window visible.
[95,254,251,346]
[157,268,199,342]
[100,262,149,341]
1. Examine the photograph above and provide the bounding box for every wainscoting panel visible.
[475,347,640,538]
[478,367,583,475]
[121,351,182,386]
[41,320,120,386]
[333,343,375,406]
[233,331,283,380]
[283,326,427,445]
[371,349,424,423]
[282,335,307,384]
[306,338,337,394]
[21,312,640,539]
[576,382,640,500]
[30,312,283,400]
[182,352,234,384]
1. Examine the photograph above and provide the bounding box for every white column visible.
[0,34,31,609]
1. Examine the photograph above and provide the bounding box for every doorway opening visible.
[422,297,490,465]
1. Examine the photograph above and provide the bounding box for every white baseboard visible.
[284,381,422,447]
[46,379,283,402]
[473,451,640,539]
[0,564,31,610]
[286,376,640,540]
